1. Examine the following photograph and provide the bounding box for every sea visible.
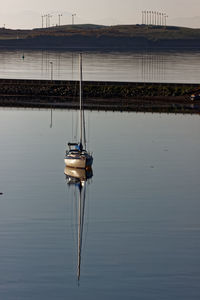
[0,49,200,83]
[0,50,200,300]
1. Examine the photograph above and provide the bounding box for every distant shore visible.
[1,36,200,51]
[1,24,200,50]
[0,78,199,114]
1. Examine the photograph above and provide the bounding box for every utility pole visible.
[142,10,146,25]
[50,61,53,81]
[156,11,158,25]
[72,13,76,25]
[45,14,48,28]
[161,13,163,26]
[41,15,44,28]
[58,14,62,26]
[154,11,156,25]
[164,14,168,26]
[48,14,52,27]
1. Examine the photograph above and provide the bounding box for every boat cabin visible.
[68,142,83,152]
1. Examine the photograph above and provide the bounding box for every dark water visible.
[0,50,200,83]
[0,108,200,299]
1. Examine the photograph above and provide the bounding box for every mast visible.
[79,53,87,150]
[79,53,83,147]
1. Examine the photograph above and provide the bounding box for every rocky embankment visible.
[0,79,199,113]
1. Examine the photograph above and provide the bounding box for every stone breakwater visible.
[0,78,199,113]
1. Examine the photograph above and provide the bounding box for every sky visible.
[1,0,200,29]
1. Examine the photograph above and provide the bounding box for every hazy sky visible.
[1,0,200,28]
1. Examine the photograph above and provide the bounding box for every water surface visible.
[0,108,200,299]
[0,50,200,83]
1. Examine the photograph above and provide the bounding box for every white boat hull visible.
[64,153,93,169]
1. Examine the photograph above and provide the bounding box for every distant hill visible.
[1,24,200,50]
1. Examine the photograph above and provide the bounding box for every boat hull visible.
[64,153,93,169]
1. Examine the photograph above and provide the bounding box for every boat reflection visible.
[64,166,93,184]
[64,166,93,283]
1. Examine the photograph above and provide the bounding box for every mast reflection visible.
[64,166,93,283]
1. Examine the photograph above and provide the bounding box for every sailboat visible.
[64,166,93,282]
[64,53,93,169]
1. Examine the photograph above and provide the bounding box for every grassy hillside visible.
[1,24,200,40]
[1,24,200,49]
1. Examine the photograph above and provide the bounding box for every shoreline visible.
[0,95,199,115]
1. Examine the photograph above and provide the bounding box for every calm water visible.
[0,108,200,299]
[0,50,200,83]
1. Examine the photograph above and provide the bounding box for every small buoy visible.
[0,192,3,195]
[22,54,24,60]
